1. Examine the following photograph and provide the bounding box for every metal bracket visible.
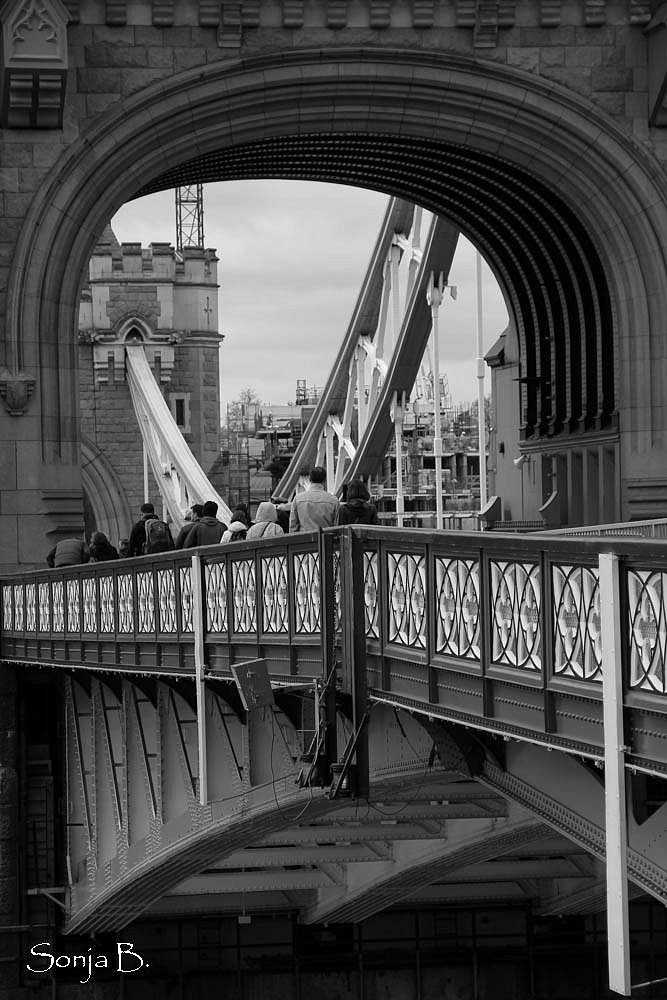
[329,709,370,799]
[27,887,67,911]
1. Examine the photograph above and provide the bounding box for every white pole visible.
[391,391,405,528]
[191,554,208,806]
[143,439,149,504]
[476,252,488,511]
[427,274,444,530]
[599,552,631,997]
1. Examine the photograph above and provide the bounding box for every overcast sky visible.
[112,180,509,413]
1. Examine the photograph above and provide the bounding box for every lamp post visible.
[427,273,446,530]
[476,252,488,511]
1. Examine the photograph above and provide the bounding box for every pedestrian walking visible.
[246,502,284,541]
[289,467,339,533]
[182,501,226,547]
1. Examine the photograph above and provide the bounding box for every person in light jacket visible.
[246,502,284,541]
[46,537,89,568]
[289,467,339,533]
[221,520,248,543]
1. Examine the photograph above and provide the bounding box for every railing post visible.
[599,551,630,997]
[338,527,369,798]
[319,530,338,779]
[191,554,208,806]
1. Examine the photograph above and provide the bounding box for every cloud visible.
[112,180,508,411]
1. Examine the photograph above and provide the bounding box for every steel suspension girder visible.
[274,198,459,497]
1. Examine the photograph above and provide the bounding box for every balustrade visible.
[0,534,326,679]
[3,527,667,770]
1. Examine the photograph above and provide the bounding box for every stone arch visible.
[80,435,132,543]
[9,48,667,508]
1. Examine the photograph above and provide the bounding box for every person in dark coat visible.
[182,501,227,548]
[270,496,291,534]
[89,531,119,562]
[336,480,380,526]
[127,502,157,557]
[46,537,89,568]
[175,504,204,549]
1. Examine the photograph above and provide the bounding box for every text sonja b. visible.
[27,942,147,983]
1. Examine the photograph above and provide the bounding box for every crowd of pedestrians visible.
[45,467,379,567]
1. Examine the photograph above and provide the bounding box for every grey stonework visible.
[78,235,222,542]
[2,2,667,563]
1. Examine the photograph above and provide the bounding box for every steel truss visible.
[274,199,459,510]
[125,344,233,528]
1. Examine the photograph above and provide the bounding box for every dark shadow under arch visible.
[140,132,616,440]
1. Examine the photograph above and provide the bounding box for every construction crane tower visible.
[175,184,205,252]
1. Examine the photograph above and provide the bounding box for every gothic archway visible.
[9,48,667,516]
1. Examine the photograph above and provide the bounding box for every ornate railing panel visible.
[136,571,155,634]
[231,559,256,634]
[261,555,289,634]
[363,551,379,638]
[627,569,667,694]
[434,555,480,660]
[99,575,115,633]
[52,580,64,633]
[553,564,601,681]
[179,565,193,633]
[490,559,541,671]
[387,551,426,649]
[83,578,97,633]
[2,586,12,633]
[205,562,227,634]
[117,574,134,633]
[293,551,321,634]
[66,579,80,633]
[25,583,35,631]
[38,582,50,633]
[157,568,177,634]
[13,584,23,632]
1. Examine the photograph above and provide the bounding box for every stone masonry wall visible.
[0,0,665,572]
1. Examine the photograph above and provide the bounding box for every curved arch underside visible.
[13,48,667,478]
[140,132,615,443]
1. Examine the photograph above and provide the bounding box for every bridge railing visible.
[3,526,667,769]
[348,526,667,769]
[0,532,327,680]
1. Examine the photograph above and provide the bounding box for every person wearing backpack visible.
[221,518,249,543]
[127,502,158,557]
[182,500,226,548]
[143,514,175,555]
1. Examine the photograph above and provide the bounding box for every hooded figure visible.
[336,481,380,526]
[222,519,248,543]
[247,502,284,541]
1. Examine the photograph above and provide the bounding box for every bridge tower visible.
[77,209,222,544]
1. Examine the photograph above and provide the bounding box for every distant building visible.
[77,226,222,543]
